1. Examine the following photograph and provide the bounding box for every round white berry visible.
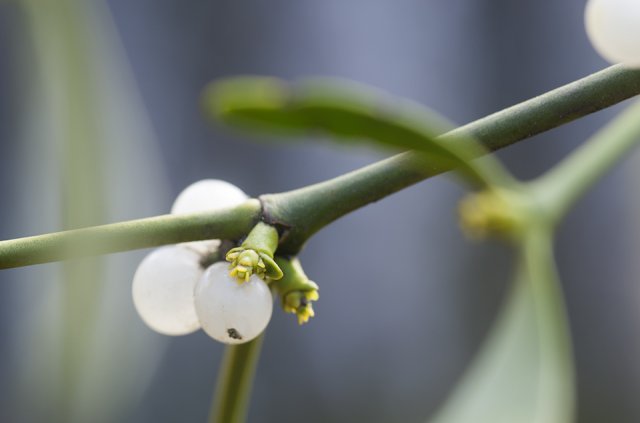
[585,0,640,67]
[194,262,273,344]
[132,246,203,336]
[180,239,222,257]
[171,179,248,215]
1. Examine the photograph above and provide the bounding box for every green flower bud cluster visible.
[225,222,283,283]
[223,222,320,325]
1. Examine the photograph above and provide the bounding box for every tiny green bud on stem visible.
[272,257,319,324]
[226,222,283,283]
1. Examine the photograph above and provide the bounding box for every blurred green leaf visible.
[204,76,515,189]
[15,1,170,422]
[430,229,574,423]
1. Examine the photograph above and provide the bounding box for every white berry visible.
[132,246,203,335]
[180,239,222,257]
[194,262,273,344]
[585,0,640,67]
[171,179,248,215]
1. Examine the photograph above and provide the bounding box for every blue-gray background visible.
[1,1,639,422]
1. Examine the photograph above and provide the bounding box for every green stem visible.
[210,335,265,423]
[241,222,279,255]
[263,65,640,253]
[532,99,640,223]
[272,256,315,296]
[1,66,640,266]
[0,200,261,269]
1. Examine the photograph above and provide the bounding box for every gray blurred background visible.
[1,1,639,422]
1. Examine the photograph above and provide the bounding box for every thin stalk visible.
[0,200,261,269]
[532,99,640,222]
[1,66,640,265]
[209,335,265,423]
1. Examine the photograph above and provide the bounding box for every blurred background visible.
[0,0,639,422]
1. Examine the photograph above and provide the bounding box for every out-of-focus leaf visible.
[430,230,574,423]
[203,76,515,189]
[11,1,170,422]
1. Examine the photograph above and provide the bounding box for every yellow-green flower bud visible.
[272,257,319,325]
[225,222,283,283]
[283,290,319,324]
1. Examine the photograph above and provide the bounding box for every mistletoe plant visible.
[2,1,640,423]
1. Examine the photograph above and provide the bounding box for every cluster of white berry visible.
[131,180,273,344]
[585,0,640,67]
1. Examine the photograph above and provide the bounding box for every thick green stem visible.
[1,66,640,266]
[210,335,265,423]
[263,65,640,254]
[532,99,640,222]
[0,200,261,269]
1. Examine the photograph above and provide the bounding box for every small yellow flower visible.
[226,247,282,284]
[283,289,319,325]
[272,256,320,324]
[225,221,283,283]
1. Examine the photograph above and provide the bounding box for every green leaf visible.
[203,76,515,189]
[430,230,574,423]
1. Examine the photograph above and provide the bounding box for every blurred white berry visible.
[180,239,222,257]
[194,261,273,344]
[171,179,248,215]
[585,0,640,67]
[132,246,203,335]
